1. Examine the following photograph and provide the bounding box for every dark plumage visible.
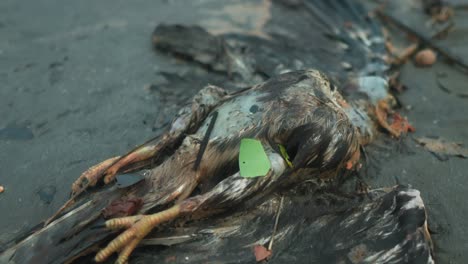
[1,70,361,264]
[90,70,361,263]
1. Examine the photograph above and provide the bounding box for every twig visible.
[268,195,284,251]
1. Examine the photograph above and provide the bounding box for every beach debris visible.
[423,0,453,23]
[415,137,468,160]
[377,9,468,71]
[268,196,284,250]
[253,196,284,262]
[254,245,271,262]
[278,145,293,168]
[239,139,271,178]
[415,49,437,67]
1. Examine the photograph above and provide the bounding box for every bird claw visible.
[95,223,142,264]
[71,156,120,196]
[95,205,182,263]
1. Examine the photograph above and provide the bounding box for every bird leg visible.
[95,204,182,264]
[95,144,288,264]
[71,156,121,196]
[70,85,229,197]
[44,86,229,227]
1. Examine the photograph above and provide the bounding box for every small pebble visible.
[0,185,4,193]
[414,49,436,67]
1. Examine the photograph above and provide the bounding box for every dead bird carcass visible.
[0,1,434,263]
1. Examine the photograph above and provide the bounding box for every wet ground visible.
[0,0,467,263]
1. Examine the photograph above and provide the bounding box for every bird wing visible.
[129,186,434,264]
[153,0,389,85]
[267,0,388,78]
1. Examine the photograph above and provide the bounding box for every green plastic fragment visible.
[239,138,271,178]
[278,144,293,168]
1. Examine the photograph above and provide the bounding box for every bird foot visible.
[71,156,121,196]
[95,204,182,264]
[46,156,124,227]
[71,143,163,197]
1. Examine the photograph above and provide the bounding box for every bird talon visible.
[103,167,120,184]
[95,205,182,263]
[105,215,143,230]
[71,156,120,196]
[116,238,140,264]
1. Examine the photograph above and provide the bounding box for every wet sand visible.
[0,0,467,263]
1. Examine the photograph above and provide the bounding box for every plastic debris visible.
[278,144,293,168]
[239,139,271,178]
